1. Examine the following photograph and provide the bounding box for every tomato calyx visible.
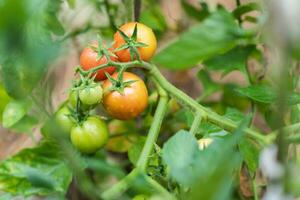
[114,23,148,61]
[104,71,137,94]
[90,35,117,62]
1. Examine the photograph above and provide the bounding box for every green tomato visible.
[79,85,103,105]
[69,90,91,111]
[55,106,75,135]
[71,116,109,154]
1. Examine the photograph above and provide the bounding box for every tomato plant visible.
[1,0,300,200]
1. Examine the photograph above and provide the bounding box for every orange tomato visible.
[102,72,148,120]
[113,22,157,62]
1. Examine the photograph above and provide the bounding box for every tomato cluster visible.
[55,22,157,153]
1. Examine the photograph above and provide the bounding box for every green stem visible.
[103,0,117,31]
[189,113,202,136]
[285,134,300,143]
[144,175,175,200]
[252,177,258,200]
[136,85,168,171]
[101,169,139,199]
[148,65,267,144]
[125,0,134,22]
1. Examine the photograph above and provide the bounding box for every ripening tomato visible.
[80,42,117,81]
[102,72,148,120]
[70,116,109,154]
[113,22,157,62]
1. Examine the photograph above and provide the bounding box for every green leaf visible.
[128,137,146,166]
[153,9,248,69]
[162,130,200,186]
[237,85,300,105]
[0,142,72,196]
[181,1,209,21]
[197,70,222,100]
[2,99,31,128]
[224,107,244,122]
[238,138,260,174]
[232,2,261,19]
[0,83,11,122]
[67,0,76,9]
[44,14,65,36]
[140,5,167,33]
[204,46,255,75]
[0,0,61,99]
[10,115,39,133]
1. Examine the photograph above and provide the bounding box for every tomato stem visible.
[136,84,168,170]
[189,112,202,136]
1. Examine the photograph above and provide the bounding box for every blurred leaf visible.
[10,115,39,133]
[186,118,251,200]
[224,107,244,122]
[232,2,261,19]
[162,130,200,186]
[197,70,222,100]
[0,142,72,196]
[204,46,255,75]
[0,0,61,99]
[2,99,31,128]
[238,138,260,174]
[140,5,167,33]
[237,85,300,105]
[67,0,76,9]
[153,9,249,69]
[44,14,65,36]
[106,120,138,153]
[85,157,126,179]
[181,1,209,21]
[0,83,11,122]
[223,84,250,110]
[128,137,146,166]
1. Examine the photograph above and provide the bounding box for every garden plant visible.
[0,0,300,200]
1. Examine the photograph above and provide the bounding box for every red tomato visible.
[80,42,117,81]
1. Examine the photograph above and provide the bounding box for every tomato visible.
[80,42,117,81]
[79,85,103,105]
[55,105,75,135]
[70,116,109,154]
[69,90,92,111]
[113,22,157,62]
[105,120,137,153]
[102,72,148,120]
